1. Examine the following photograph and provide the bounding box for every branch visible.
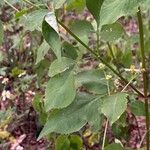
[57,19,144,97]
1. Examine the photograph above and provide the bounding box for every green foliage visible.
[32,94,47,124]
[20,9,48,31]
[42,18,61,60]
[44,70,76,111]
[66,0,86,12]
[99,0,140,27]
[101,93,128,125]
[56,135,70,150]
[1,0,150,149]
[48,57,75,77]
[0,109,13,128]
[130,100,145,116]
[101,23,125,42]
[76,69,108,94]
[35,41,49,64]
[0,20,3,45]
[11,67,24,77]
[62,42,78,60]
[104,143,124,150]
[38,93,103,139]
[86,0,104,26]
[56,135,83,150]
[52,0,67,9]
[70,20,93,52]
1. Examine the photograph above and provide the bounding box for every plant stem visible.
[96,26,100,53]
[57,19,144,97]
[137,7,149,150]
[107,42,115,60]
[3,0,19,12]
[102,119,108,150]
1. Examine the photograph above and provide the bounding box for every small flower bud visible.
[106,75,112,80]
[98,63,105,69]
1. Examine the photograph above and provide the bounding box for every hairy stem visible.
[137,7,149,150]
[57,19,144,97]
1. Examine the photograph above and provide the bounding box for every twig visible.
[57,19,144,97]
[102,119,109,150]
[3,0,19,12]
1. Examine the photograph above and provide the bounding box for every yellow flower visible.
[106,75,112,80]
[98,63,105,69]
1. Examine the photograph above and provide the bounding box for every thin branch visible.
[107,42,115,60]
[137,7,150,150]
[3,0,19,12]
[102,119,108,150]
[96,26,100,53]
[57,19,144,97]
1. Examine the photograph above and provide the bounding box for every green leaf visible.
[76,69,108,95]
[86,0,104,26]
[52,0,67,9]
[11,67,24,77]
[35,59,50,81]
[104,143,124,150]
[70,20,93,46]
[42,14,61,60]
[45,12,59,33]
[32,94,47,124]
[101,93,128,125]
[140,0,150,9]
[100,0,140,28]
[56,135,70,150]
[15,8,28,19]
[69,135,83,150]
[0,108,13,128]
[101,23,124,42]
[32,94,43,113]
[121,49,133,68]
[48,57,75,77]
[38,93,102,139]
[44,70,76,111]
[35,41,49,64]
[66,0,86,12]
[0,20,4,45]
[55,135,83,150]
[130,100,145,116]
[20,9,48,31]
[62,42,78,60]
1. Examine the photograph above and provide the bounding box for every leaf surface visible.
[45,70,76,111]
[101,23,124,42]
[36,41,49,64]
[39,93,102,139]
[76,69,108,95]
[20,9,48,31]
[101,93,128,125]
[42,13,61,59]
[48,57,75,77]
[100,0,140,27]
[86,0,104,26]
